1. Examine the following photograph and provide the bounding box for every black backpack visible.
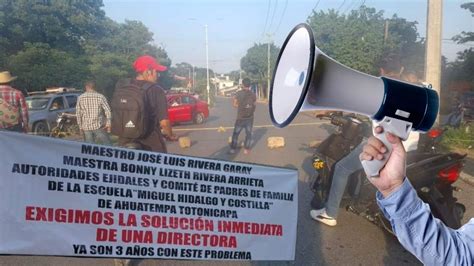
[111,82,153,139]
[239,91,256,119]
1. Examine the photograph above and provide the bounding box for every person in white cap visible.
[0,71,29,132]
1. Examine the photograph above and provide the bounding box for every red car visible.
[166,93,209,124]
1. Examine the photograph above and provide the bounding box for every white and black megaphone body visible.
[270,23,439,177]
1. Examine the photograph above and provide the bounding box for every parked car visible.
[25,88,82,135]
[166,92,209,124]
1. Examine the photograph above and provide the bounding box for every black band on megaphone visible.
[373,77,439,132]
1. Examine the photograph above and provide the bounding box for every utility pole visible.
[425,0,443,124]
[205,24,210,104]
[266,33,273,101]
[384,20,389,44]
[267,41,270,100]
[192,65,195,93]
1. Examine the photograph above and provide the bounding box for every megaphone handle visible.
[361,117,412,177]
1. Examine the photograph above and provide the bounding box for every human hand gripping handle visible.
[360,126,406,198]
[361,117,412,177]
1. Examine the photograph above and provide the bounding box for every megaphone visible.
[270,23,439,177]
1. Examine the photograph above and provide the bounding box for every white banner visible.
[0,131,298,260]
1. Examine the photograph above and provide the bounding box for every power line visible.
[313,0,322,12]
[308,0,321,17]
[336,0,347,13]
[442,39,474,47]
[357,0,367,15]
[268,0,279,33]
[343,0,358,14]
[261,0,272,37]
[416,36,474,46]
[273,0,288,34]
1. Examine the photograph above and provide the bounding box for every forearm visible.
[75,108,83,129]
[102,98,112,127]
[377,179,473,265]
[19,96,29,128]
[233,98,238,108]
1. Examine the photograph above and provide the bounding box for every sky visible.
[103,0,473,73]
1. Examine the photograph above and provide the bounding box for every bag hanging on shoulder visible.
[0,98,21,129]
[111,82,153,139]
[239,91,256,119]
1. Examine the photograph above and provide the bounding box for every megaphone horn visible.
[270,23,439,176]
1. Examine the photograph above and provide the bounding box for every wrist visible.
[380,179,404,198]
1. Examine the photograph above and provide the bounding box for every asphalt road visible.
[2,96,473,266]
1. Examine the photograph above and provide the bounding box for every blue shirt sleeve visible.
[376,178,474,265]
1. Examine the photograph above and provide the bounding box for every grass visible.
[441,124,474,158]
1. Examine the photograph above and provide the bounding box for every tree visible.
[240,43,279,98]
[0,0,174,97]
[8,43,89,91]
[84,19,173,96]
[87,52,131,98]
[384,15,424,76]
[443,2,474,101]
[444,49,474,91]
[0,0,106,55]
[173,62,193,80]
[306,6,424,75]
[453,3,474,44]
[228,70,241,84]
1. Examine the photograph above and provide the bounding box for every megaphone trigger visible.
[361,117,412,177]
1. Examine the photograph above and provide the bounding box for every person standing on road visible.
[112,55,177,266]
[229,78,256,155]
[361,126,473,265]
[76,81,112,145]
[310,59,420,226]
[0,71,29,133]
[113,55,177,152]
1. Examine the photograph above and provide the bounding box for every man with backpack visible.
[0,71,29,133]
[229,78,256,155]
[111,55,176,153]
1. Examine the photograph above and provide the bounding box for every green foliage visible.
[446,48,474,85]
[7,43,89,91]
[444,3,474,93]
[453,3,474,44]
[193,79,215,106]
[240,43,279,98]
[0,0,174,96]
[441,125,474,149]
[194,79,207,97]
[0,0,106,54]
[170,62,193,88]
[88,52,131,98]
[228,70,241,83]
[306,6,424,75]
[168,64,215,101]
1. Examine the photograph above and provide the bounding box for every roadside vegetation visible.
[0,1,472,111]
